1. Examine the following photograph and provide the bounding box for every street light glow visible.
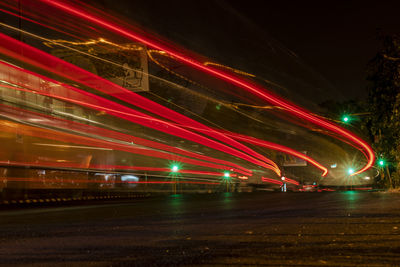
[342,115,351,123]
[171,165,179,172]
[347,168,354,175]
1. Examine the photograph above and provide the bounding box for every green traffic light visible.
[342,115,350,123]
[378,160,385,166]
[224,172,230,178]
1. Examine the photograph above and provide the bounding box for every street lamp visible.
[281,177,287,192]
[171,165,179,172]
[342,115,350,123]
[347,168,354,175]
[223,172,231,192]
[170,164,180,194]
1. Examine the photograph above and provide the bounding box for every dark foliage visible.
[366,33,400,188]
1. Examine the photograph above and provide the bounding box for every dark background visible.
[92,0,400,104]
[228,0,400,101]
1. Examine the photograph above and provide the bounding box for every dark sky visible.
[227,0,400,100]
[97,0,400,102]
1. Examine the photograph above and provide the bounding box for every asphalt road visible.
[1,192,400,266]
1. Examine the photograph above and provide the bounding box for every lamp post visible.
[224,172,230,192]
[171,164,179,194]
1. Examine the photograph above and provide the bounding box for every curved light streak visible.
[178,124,329,176]
[262,176,301,186]
[0,160,229,179]
[261,177,283,185]
[283,177,300,186]
[0,118,252,176]
[0,103,253,175]
[221,131,329,176]
[0,58,278,175]
[145,50,328,176]
[40,0,374,175]
[0,32,281,176]
[1,82,257,175]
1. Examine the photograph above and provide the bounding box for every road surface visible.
[1,192,400,266]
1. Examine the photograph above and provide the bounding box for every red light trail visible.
[219,130,328,176]
[0,33,281,176]
[283,177,300,186]
[38,0,374,175]
[0,56,279,175]
[261,177,283,185]
[262,176,299,186]
[0,160,228,179]
[0,118,253,176]
[0,103,253,175]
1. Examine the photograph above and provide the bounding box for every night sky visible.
[96,0,400,102]
[227,0,400,101]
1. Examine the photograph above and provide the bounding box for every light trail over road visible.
[0,0,377,196]
[39,0,374,176]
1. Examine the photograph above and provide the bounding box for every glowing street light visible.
[224,172,230,178]
[378,159,385,166]
[171,165,179,172]
[342,115,350,123]
[347,168,354,175]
